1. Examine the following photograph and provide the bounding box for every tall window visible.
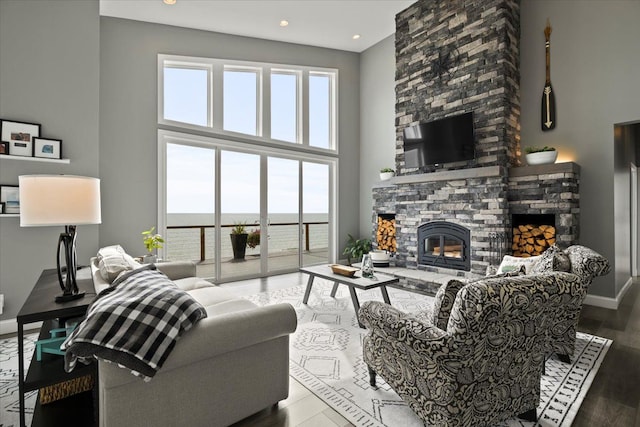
[158,55,338,281]
[223,68,259,136]
[270,71,298,143]
[159,55,337,151]
[163,65,210,127]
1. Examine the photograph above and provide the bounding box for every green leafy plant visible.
[141,226,165,254]
[380,167,395,173]
[525,146,556,154]
[231,222,247,234]
[342,234,371,264]
[247,229,261,249]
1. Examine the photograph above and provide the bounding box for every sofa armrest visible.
[100,302,297,388]
[359,301,447,343]
[155,261,197,280]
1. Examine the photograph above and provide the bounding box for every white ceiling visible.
[99,0,416,53]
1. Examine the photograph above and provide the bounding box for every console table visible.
[16,268,97,427]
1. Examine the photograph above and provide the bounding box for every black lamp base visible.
[55,292,85,303]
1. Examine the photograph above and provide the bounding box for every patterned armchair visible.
[485,244,611,361]
[360,272,584,427]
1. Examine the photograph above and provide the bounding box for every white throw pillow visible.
[497,254,542,275]
[97,246,140,282]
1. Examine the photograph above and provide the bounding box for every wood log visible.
[531,227,543,237]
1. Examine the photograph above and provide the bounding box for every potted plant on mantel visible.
[342,234,371,266]
[525,146,557,165]
[230,222,248,261]
[380,167,395,181]
[141,226,165,263]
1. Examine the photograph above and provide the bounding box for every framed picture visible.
[0,141,8,155]
[0,119,40,157]
[0,202,4,214]
[0,185,19,214]
[33,137,62,159]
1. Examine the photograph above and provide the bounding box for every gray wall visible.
[359,35,396,239]
[520,0,640,298]
[99,18,360,258]
[0,0,100,321]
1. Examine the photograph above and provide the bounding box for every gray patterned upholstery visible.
[481,245,610,361]
[360,272,584,427]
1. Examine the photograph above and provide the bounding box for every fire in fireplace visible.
[417,221,471,271]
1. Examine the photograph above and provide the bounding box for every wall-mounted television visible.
[403,112,475,168]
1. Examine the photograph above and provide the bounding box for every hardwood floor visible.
[223,274,640,427]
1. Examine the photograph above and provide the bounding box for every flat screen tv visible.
[403,112,475,168]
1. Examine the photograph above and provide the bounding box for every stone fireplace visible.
[369,0,580,286]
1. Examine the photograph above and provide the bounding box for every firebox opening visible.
[418,221,471,271]
[512,214,556,257]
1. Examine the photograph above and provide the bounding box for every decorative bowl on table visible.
[330,264,359,277]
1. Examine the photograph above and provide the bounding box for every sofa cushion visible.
[497,254,541,274]
[97,245,140,283]
[530,244,572,274]
[174,277,215,291]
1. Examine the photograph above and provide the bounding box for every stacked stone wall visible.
[395,0,521,174]
[508,163,580,247]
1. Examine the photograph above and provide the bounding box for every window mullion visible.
[262,67,270,140]
[302,71,310,147]
[212,63,224,130]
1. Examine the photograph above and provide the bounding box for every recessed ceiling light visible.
[280,20,289,27]
[352,34,361,40]
[163,0,176,4]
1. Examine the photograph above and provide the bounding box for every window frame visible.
[158,54,339,154]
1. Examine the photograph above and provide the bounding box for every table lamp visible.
[19,175,101,303]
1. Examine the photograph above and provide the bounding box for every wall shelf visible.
[0,154,70,164]
[0,214,19,217]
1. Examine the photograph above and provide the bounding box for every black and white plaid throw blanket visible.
[62,264,207,380]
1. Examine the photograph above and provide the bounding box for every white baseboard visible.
[584,277,634,310]
[0,318,42,336]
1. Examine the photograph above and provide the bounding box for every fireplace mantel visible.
[376,165,503,187]
[509,162,580,177]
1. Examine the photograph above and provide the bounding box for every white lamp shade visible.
[19,175,102,227]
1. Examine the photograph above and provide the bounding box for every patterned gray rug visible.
[1,333,37,427]
[245,279,611,427]
[0,281,611,427]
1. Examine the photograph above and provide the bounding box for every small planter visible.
[380,171,395,181]
[230,233,248,260]
[142,254,157,264]
[526,151,557,165]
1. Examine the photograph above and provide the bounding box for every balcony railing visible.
[167,221,328,262]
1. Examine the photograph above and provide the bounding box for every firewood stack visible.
[376,217,397,253]
[512,224,555,257]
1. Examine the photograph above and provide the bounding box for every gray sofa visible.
[89,257,297,427]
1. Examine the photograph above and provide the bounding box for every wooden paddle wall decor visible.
[541,19,556,131]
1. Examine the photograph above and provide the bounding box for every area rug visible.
[245,279,612,427]
[0,333,37,427]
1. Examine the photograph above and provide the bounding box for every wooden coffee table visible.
[300,264,398,328]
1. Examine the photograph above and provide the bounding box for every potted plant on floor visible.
[141,226,164,263]
[230,222,248,261]
[525,146,557,165]
[343,234,371,265]
[247,228,260,249]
